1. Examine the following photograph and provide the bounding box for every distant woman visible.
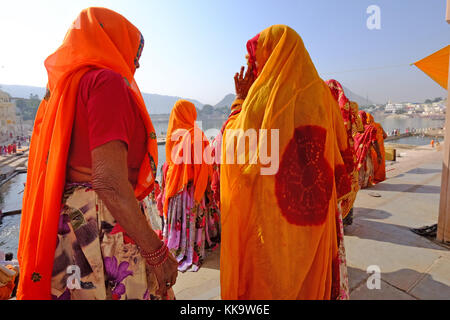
[354,111,382,188]
[326,80,365,226]
[158,100,220,272]
[220,25,351,300]
[17,8,178,300]
[367,113,387,184]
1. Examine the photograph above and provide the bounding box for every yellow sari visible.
[220,25,350,300]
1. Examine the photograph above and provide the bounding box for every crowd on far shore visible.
[0,144,18,156]
[0,136,30,157]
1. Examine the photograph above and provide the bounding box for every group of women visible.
[16,7,386,300]
[326,81,387,226]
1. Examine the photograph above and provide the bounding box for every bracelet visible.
[140,244,169,266]
[140,243,166,259]
[145,252,169,268]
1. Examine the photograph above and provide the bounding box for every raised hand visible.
[234,65,255,100]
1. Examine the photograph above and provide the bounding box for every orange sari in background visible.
[367,113,386,184]
[163,100,212,215]
[220,25,351,300]
[17,7,158,300]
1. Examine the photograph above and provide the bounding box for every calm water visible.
[375,115,444,134]
[0,174,26,256]
[388,135,437,146]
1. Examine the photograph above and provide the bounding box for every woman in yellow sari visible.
[366,113,387,184]
[220,25,351,300]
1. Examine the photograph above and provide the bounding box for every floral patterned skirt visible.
[163,183,220,272]
[51,183,174,300]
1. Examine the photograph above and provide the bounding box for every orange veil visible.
[17,7,158,299]
[220,25,350,299]
[164,100,212,215]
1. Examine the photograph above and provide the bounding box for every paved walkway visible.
[347,157,449,299]
[173,153,450,300]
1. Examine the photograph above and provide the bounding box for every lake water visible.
[374,115,444,134]
[387,135,437,146]
[0,174,26,256]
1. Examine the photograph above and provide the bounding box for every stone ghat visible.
[0,148,28,188]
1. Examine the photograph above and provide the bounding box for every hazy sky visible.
[0,0,448,105]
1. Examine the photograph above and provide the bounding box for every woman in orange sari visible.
[367,113,387,184]
[157,100,220,272]
[326,79,365,226]
[220,25,351,300]
[17,8,178,300]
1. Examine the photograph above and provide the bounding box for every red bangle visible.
[140,243,166,259]
[140,244,169,266]
[146,252,169,268]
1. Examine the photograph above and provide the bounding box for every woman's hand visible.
[234,65,255,100]
[150,252,179,297]
[372,141,383,165]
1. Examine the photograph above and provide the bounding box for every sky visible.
[0,0,448,105]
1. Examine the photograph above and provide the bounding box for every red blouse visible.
[68,68,147,184]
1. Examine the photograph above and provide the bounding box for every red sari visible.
[354,111,377,187]
[326,79,360,219]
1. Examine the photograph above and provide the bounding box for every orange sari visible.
[17,7,158,300]
[367,113,386,184]
[164,100,212,215]
[220,25,350,300]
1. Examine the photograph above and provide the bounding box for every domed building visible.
[0,89,16,143]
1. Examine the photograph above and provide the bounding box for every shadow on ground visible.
[367,183,440,194]
[348,265,450,300]
[345,208,447,252]
[394,167,443,178]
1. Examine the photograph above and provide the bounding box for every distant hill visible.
[213,87,373,109]
[0,84,46,99]
[341,85,374,106]
[0,83,373,116]
[142,93,203,114]
[0,84,204,115]
[214,93,236,109]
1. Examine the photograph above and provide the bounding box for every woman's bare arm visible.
[91,140,161,251]
[91,140,178,295]
[372,141,382,165]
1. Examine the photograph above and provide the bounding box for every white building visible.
[385,102,406,113]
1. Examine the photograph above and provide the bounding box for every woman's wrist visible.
[140,243,170,267]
